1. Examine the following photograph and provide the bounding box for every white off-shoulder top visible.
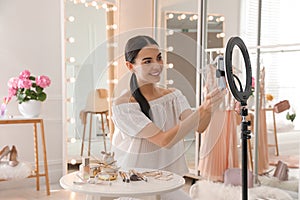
[111,89,191,176]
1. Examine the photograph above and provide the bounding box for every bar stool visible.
[80,89,109,157]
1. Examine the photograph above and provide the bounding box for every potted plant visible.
[4,70,51,118]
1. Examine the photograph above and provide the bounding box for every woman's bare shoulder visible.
[113,91,133,105]
[159,87,176,95]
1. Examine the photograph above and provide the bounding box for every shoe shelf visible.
[0,117,50,195]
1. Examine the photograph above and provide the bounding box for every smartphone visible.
[217,56,226,90]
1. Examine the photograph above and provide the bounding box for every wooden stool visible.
[80,88,109,157]
[80,110,109,157]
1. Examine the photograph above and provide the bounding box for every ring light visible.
[225,36,252,105]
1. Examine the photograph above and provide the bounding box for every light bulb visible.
[70,138,76,143]
[113,61,118,66]
[167,80,174,85]
[208,16,214,21]
[167,13,174,19]
[68,57,76,63]
[216,32,225,38]
[67,77,76,83]
[167,46,174,52]
[67,37,75,43]
[102,3,107,9]
[168,63,174,68]
[219,16,225,21]
[66,97,74,103]
[112,6,117,11]
[91,1,97,7]
[107,79,118,84]
[68,118,75,124]
[70,159,77,165]
[112,24,117,29]
[168,29,174,35]
[67,16,75,22]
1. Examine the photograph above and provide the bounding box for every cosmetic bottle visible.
[80,157,90,180]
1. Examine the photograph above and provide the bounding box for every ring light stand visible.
[225,36,252,200]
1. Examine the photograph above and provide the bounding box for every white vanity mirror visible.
[64,0,116,172]
[159,1,226,172]
[164,11,225,108]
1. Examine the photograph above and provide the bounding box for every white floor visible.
[0,128,299,199]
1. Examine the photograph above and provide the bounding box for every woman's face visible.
[132,45,163,85]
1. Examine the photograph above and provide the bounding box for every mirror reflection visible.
[65,1,111,166]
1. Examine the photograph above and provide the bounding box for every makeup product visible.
[79,157,90,180]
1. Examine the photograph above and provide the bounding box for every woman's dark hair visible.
[125,35,158,120]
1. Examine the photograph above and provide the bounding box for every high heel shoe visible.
[9,145,19,167]
[0,145,10,161]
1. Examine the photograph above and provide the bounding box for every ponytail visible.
[130,73,152,120]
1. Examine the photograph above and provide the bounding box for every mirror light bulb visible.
[168,29,174,36]
[167,80,174,85]
[178,14,186,20]
[102,3,107,9]
[208,16,214,21]
[70,138,76,143]
[67,37,75,43]
[168,13,174,19]
[113,61,118,66]
[168,63,174,68]
[67,77,76,83]
[70,159,77,165]
[91,1,97,7]
[68,57,76,63]
[67,16,75,22]
[112,6,117,11]
[167,46,174,52]
[67,97,74,103]
[68,118,75,124]
[112,24,117,29]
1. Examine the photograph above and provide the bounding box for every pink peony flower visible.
[4,70,51,104]
[8,88,17,97]
[36,75,51,88]
[7,77,19,89]
[18,78,32,89]
[19,70,31,79]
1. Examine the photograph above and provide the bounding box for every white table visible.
[60,170,185,200]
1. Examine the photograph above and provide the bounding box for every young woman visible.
[111,35,225,199]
